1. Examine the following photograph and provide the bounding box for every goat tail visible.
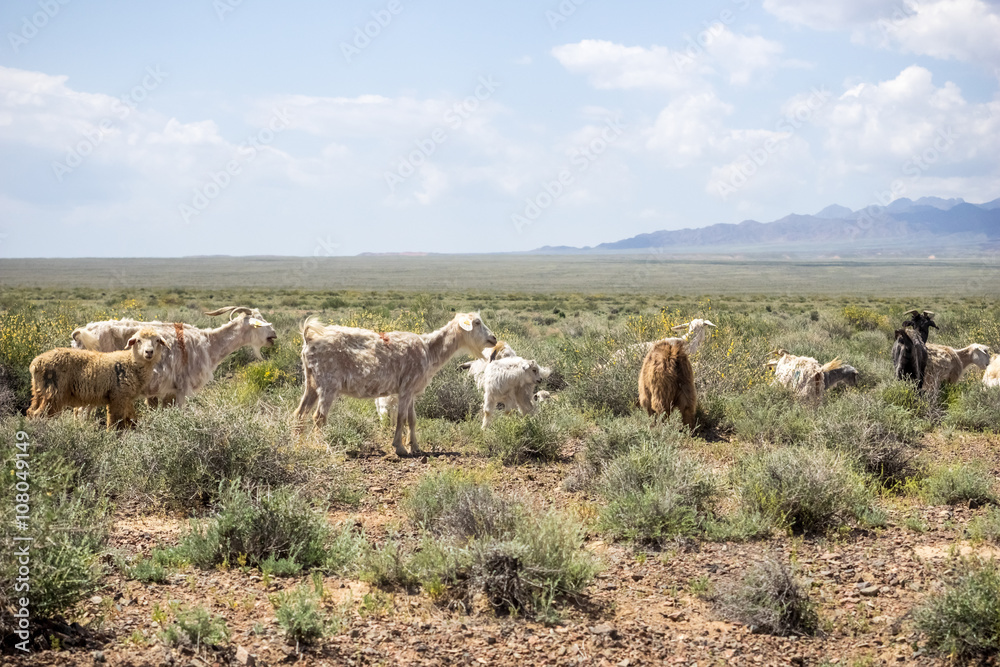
[71,327,100,350]
[300,316,326,344]
[821,357,842,373]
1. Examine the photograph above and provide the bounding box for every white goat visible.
[924,343,992,395]
[985,354,1000,388]
[767,350,856,404]
[375,341,517,425]
[295,312,496,456]
[480,356,552,428]
[599,319,716,370]
[70,306,277,407]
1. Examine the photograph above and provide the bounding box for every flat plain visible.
[2,257,1000,666]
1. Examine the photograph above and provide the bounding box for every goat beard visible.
[250,345,264,361]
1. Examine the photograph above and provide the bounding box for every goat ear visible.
[157,337,168,347]
[705,320,717,327]
[671,323,689,331]
[458,317,473,331]
[125,336,138,349]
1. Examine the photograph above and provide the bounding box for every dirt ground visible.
[10,431,1000,667]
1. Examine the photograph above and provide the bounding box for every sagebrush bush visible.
[915,560,1000,660]
[714,557,818,636]
[416,363,481,422]
[967,507,1000,544]
[480,413,562,464]
[710,384,812,446]
[921,463,997,508]
[271,580,330,644]
[733,447,877,534]
[112,401,324,506]
[160,606,229,648]
[811,392,922,485]
[598,440,718,543]
[0,420,110,628]
[943,384,1000,432]
[166,483,330,570]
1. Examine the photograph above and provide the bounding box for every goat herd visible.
[22,306,1000,456]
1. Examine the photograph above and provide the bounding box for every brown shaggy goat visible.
[638,339,697,428]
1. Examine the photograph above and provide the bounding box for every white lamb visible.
[481,356,552,428]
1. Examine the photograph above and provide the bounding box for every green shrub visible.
[712,384,812,446]
[967,507,1000,544]
[271,580,330,644]
[168,483,330,570]
[323,521,369,576]
[581,413,690,479]
[714,557,818,636]
[0,421,110,628]
[113,402,320,507]
[359,535,417,588]
[126,556,169,584]
[416,363,480,422]
[560,330,645,417]
[915,560,1000,660]
[733,447,877,534]
[402,468,489,531]
[598,441,718,543]
[480,413,562,464]
[160,606,229,648]
[921,463,997,508]
[944,385,1000,432]
[811,393,922,485]
[842,306,887,332]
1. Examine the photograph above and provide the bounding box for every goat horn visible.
[902,309,920,317]
[922,310,935,317]
[204,306,237,317]
[228,307,253,320]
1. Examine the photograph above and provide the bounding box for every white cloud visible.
[765,0,1000,70]
[762,0,899,30]
[553,30,791,91]
[551,39,701,91]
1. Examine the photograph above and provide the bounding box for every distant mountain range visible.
[536,197,1000,256]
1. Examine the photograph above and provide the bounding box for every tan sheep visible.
[28,328,168,430]
[923,343,992,395]
[638,339,697,428]
[985,354,1000,388]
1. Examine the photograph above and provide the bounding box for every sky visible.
[0,0,998,258]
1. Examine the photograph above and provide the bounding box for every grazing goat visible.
[892,329,928,390]
[28,328,167,430]
[480,356,552,428]
[375,341,517,424]
[70,306,277,407]
[600,319,716,370]
[984,355,1000,388]
[923,343,992,395]
[767,350,851,403]
[638,339,696,427]
[295,312,497,456]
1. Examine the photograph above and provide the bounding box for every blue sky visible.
[1,0,998,257]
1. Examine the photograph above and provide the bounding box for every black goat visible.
[902,309,937,342]
[892,328,928,389]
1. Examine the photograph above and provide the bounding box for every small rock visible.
[89,595,103,605]
[617,660,630,667]
[666,611,686,622]
[93,650,105,663]
[590,624,618,639]
[631,573,644,581]
[235,645,256,666]
[860,585,880,597]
